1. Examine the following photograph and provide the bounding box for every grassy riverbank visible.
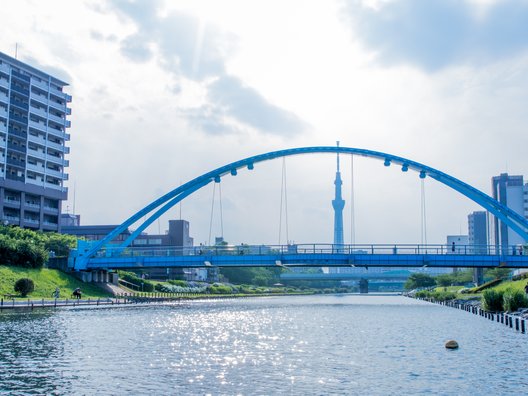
[0,265,110,299]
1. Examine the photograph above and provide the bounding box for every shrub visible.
[168,280,188,287]
[119,271,155,292]
[210,284,233,294]
[414,290,432,298]
[432,291,456,301]
[14,278,35,297]
[482,289,504,311]
[503,289,528,312]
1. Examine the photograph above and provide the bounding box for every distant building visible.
[468,211,488,254]
[61,217,204,281]
[131,220,194,248]
[524,183,528,220]
[446,235,469,254]
[0,52,72,231]
[60,213,80,227]
[491,173,525,249]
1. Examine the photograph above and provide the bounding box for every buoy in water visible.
[445,340,459,349]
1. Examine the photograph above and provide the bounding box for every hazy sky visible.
[2,0,528,246]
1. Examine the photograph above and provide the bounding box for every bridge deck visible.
[80,245,528,270]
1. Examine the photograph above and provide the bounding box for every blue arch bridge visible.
[69,146,528,279]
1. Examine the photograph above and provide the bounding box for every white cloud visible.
[0,0,526,247]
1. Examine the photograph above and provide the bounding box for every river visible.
[0,295,527,395]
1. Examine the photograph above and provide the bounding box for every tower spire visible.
[332,141,345,248]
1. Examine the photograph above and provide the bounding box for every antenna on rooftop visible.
[15,43,18,60]
[73,181,76,215]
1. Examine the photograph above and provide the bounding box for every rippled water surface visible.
[1,295,527,395]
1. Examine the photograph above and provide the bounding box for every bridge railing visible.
[92,243,526,259]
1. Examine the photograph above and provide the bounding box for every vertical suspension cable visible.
[350,154,356,246]
[278,157,289,245]
[208,182,216,245]
[219,182,224,238]
[421,179,428,246]
[278,163,284,246]
[179,180,182,220]
[284,157,289,244]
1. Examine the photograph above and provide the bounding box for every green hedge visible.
[503,289,528,312]
[118,271,155,292]
[0,225,77,268]
[482,290,504,311]
[414,290,456,301]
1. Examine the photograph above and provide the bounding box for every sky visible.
[1,0,528,246]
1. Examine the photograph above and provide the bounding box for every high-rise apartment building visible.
[0,52,71,231]
[491,173,525,249]
[468,211,488,254]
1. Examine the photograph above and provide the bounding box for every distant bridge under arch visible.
[73,146,528,270]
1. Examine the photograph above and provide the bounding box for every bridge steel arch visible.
[75,146,528,269]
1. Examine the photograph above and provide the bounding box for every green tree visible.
[14,278,35,297]
[436,274,453,287]
[485,268,511,280]
[404,273,436,290]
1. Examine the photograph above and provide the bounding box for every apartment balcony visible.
[9,113,28,125]
[9,99,29,111]
[29,106,48,119]
[11,85,29,97]
[29,120,47,133]
[31,79,49,91]
[46,168,68,180]
[23,217,40,226]
[4,215,20,223]
[6,157,26,168]
[4,197,21,207]
[7,142,26,154]
[0,107,7,119]
[6,174,25,182]
[46,155,69,169]
[48,113,67,126]
[47,140,69,153]
[0,91,8,103]
[8,127,27,139]
[48,99,66,113]
[28,133,47,146]
[0,123,6,134]
[26,162,45,174]
[50,89,70,103]
[47,127,68,140]
[27,148,46,161]
[0,63,9,74]
[0,79,9,89]
[43,204,59,213]
[24,201,41,209]
[0,139,6,149]
[26,177,45,188]
[30,92,48,106]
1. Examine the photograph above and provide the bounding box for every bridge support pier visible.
[74,270,111,283]
[359,278,369,294]
[473,268,484,286]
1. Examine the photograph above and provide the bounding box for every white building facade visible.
[0,52,71,231]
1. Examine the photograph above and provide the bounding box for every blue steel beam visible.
[280,272,411,281]
[77,146,528,268]
[84,252,528,270]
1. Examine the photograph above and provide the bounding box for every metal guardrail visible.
[93,243,528,259]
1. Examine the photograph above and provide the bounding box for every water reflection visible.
[0,311,73,395]
[1,296,528,395]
